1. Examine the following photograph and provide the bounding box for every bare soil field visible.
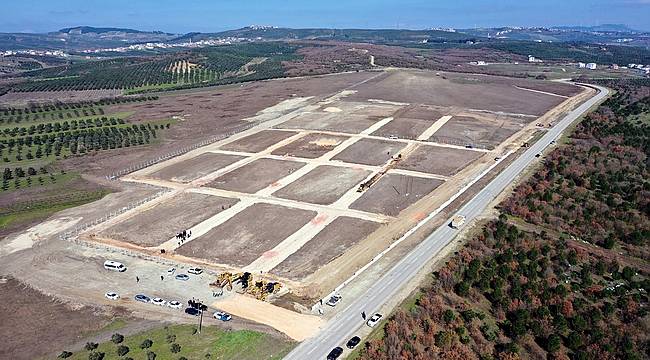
[100,193,238,247]
[431,115,527,148]
[350,103,402,118]
[149,152,244,182]
[350,173,444,216]
[398,105,445,120]
[273,165,371,205]
[63,71,377,176]
[277,112,380,133]
[332,138,407,166]
[207,158,305,193]
[220,130,298,153]
[176,203,317,267]
[270,217,381,280]
[271,133,349,158]
[0,276,114,360]
[372,118,435,140]
[396,144,483,176]
[0,89,121,106]
[348,70,574,116]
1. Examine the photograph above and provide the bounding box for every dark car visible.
[346,336,361,349]
[327,347,343,360]
[134,294,151,303]
[184,307,200,316]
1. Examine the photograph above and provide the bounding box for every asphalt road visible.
[284,84,609,360]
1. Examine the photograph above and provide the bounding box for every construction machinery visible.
[210,272,281,301]
[357,154,402,192]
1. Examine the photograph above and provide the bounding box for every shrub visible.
[116,345,129,356]
[147,351,156,360]
[111,333,124,344]
[170,343,181,353]
[166,334,176,343]
[58,351,73,358]
[84,342,98,351]
[88,352,105,360]
[140,339,153,349]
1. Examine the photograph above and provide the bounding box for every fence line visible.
[58,189,171,241]
[105,121,261,180]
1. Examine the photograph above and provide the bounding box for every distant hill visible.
[57,26,171,36]
[554,24,639,33]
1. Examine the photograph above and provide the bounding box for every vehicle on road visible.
[450,214,466,229]
[388,135,398,139]
[327,347,343,360]
[326,294,342,307]
[103,260,126,272]
[105,292,119,300]
[346,336,361,349]
[151,297,166,306]
[213,311,232,321]
[465,144,473,149]
[134,294,151,303]
[168,300,182,309]
[184,307,200,316]
[366,313,383,327]
[188,267,203,275]
[175,273,190,281]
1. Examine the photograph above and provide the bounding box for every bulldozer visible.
[210,271,282,301]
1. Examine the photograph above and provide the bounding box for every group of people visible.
[176,229,192,246]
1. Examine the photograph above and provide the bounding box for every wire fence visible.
[58,189,171,241]
[105,121,261,180]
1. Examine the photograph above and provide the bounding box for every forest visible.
[356,80,649,360]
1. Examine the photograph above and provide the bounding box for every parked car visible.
[188,267,203,275]
[175,273,190,281]
[346,336,361,349]
[103,260,126,272]
[327,346,343,360]
[167,300,182,309]
[326,294,342,307]
[184,307,200,316]
[213,311,232,321]
[366,313,383,327]
[134,294,151,303]
[105,292,120,300]
[151,297,166,306]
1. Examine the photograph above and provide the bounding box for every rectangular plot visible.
[271,217,380,280]
[273,165,371,205]
[100,193,238,247]
[430,115,525,149]
[271,133,349,159]
[396,144,482,176]
[371,118,434,140]
[206,158,305,193]
[332,138,407,166]
[276,113,378,134]
[176,203,317,267]
[150,153,245,183]
[220,130,297,153]
[350,173,443,216]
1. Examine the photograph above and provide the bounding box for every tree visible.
[140,339,153,349]
[57,351,73,358]
[88,352,105,360]
[546,334,561,353]
[170,343,181,353]
[111,333,124,344]
[84,342,98,351]
[147,350,156,360]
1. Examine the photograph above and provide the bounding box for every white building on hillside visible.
[586,63,597,70]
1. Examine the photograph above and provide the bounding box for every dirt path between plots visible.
[214,294,324,341]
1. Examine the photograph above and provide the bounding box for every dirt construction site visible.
[0,68,590,343]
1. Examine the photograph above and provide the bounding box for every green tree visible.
[111,333,124,344]
[116,345,129,356]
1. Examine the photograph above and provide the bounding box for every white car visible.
[213,311,232,321]
[151,297,166,306]
[366,313,383,327]
[103,260,126,272]
[167,300,182,309]
[326,294,342,307]
[188,267,203,275]
[105,292,120,300]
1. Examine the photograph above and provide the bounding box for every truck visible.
[450,215,466,229]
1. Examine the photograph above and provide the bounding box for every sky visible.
[2,0,649,33]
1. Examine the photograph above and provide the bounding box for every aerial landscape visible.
[0,1,648,360]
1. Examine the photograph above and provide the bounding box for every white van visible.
[103,260,126,272]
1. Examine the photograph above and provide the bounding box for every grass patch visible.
[65,324,294,360]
